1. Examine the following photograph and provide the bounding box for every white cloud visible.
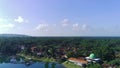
[72,23,88,31]
[0,18,5,22]
[33,19,89,36]
[14,16,25,23]
[0,18,8,23]
[0,18,15,31]
[81,24,87,30]
[0,23,15,28]
[72,23,80,31]
[36,24,49,31]
[0,18,15,29]
[61,19,69,27]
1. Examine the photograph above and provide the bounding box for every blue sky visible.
[0,0,120,36]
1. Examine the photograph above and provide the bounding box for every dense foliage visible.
[0,37,120,66]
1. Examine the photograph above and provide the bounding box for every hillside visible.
[0,34,30,37]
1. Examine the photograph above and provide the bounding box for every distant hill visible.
[0,34,30,37]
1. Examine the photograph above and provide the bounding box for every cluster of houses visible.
[28,46,68,58]
[68,53,117,68]
[19,46,117,68]
[9,55,34,66]
[68,53,98,67]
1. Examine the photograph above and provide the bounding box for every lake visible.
[0,62,65,68]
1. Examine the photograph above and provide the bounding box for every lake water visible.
[0,62,65,68]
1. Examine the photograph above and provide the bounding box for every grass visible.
[62,61,82,68]
[39,57,55,62]
[18,53,55,62]
[18,53,81,68]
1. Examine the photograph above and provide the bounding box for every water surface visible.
[0,62,65,68]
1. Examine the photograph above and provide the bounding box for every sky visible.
[0,0,120,36]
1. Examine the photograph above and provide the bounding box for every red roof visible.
[68,57,87,64]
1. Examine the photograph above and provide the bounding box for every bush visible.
[108,59,120,66]
[88,64,101,68]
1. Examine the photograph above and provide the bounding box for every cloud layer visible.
[33,19,89,36]
[0,23,14,28]
[0,18,15,29]
[0,17,90,36]
[61,19,69,27]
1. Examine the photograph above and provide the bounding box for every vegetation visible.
[0,36,120,67]
[62,61,81,68]
[88,64,102,68]
[18,53,55,62]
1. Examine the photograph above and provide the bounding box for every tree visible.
[93,45,115,61]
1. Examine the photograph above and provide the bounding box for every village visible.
[0,37,120,68]
[4,45,116,68]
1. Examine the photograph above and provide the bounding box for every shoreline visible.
[18,54,81,68]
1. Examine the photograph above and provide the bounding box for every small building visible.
[86,53,100,63]
[89,53,96,59]
[10,58,17,63]
[19,58,25,63]
[21,46,25,50]
[31,46,37,52]
[37,52,42,56]
[61,54,68,58]
[21,45,25,50]
[68,57,88,67]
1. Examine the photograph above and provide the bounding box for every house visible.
[19,58,25,63]
[31,46,37,52]
[10,58,17,63]
[37,52,42,56]
[21,46,25,50]
[68,57,88,67]
[61,54,68,58]
[85,53,101,63]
